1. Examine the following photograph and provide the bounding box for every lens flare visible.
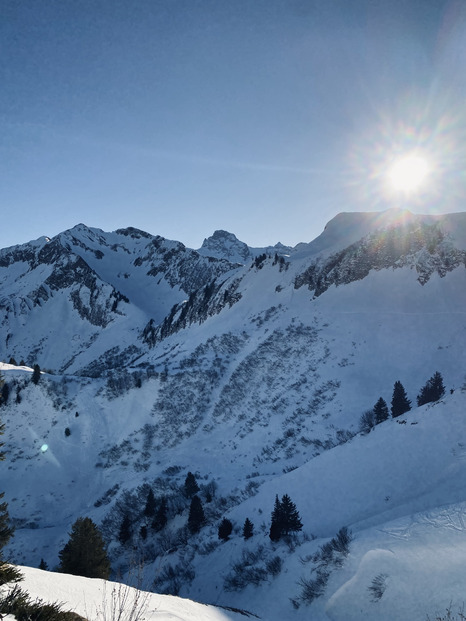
[347,92,466,211]
[386,152,432,195]
[40,444,48,453]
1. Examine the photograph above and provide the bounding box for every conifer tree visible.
[1,382,9,406]
[269,495,283,542]
[373,397,389,425]
[144,488,156,518]
[118,514,132,545]
[31,364,41,385]
[184,471,200,498]
[187,495,205,534]
[151,496,168,532]
[280,493,303,536]
[269,494,303,541]
[242,517,254,540]
[417,371,446,406]
[390,381,411,418]
[58,517,110,579]
[218,517,233,541]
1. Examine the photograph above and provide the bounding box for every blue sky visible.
[2,0,466,250]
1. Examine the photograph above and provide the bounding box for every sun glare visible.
[387,153,432,194]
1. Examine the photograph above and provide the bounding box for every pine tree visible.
[187,495,205,534]
[390,381,411,418]
[118,514,132,545]
[151,496,168,532]
[269,495,283,542]
[144,488,156,518]
[270,494,303,541]
[1,382,9,406]
[31,364,41,385]
[218,518,233,541]
[38,558,48,570]
[184,471,200,498]
[417,371,446,406]
[58,517,110,579]
[373,397,389,425]
[280,494,303,536]
[242,518,254,540]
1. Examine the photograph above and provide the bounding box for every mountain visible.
[1,208,466,620]
[198,229,292,263]
[0,224,240,374]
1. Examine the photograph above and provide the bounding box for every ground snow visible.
[7,566,250,621]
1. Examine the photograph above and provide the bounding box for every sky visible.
[2,0,466,250]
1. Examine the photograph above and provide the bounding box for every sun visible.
[386,152,432,195]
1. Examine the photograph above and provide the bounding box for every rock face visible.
[294,219,466,296]
[198,229,292,264]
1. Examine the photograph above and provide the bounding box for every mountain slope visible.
[1,208,466,620]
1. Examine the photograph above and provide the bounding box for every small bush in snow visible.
[295,567,330,606]
[427,604,466,620]
[218,517,233,541]
[0,584,85,620]
[266,555,283,576]
[368,573,388,602]
[359,409,375,434]
[153,562,195,596]
[295,527,353,607]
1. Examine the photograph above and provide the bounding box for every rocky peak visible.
[198,230,251,263]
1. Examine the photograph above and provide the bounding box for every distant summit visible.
[198,230,251,263]
[198,229,292,264]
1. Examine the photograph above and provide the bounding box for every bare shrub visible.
[266,556,283,577]
[153,563,195,596]
[296,527,353,607]
[427,604,466,621]
[368,573,388,602]
[297,568,330,604]
[93,580,150,621]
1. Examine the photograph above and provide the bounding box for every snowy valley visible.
[1,208,466,620]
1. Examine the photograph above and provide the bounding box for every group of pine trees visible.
[360,372,446,433]
[0,366,450,586]
[269,494,303,541]
[218,516,254,541]
[217,494,302,544]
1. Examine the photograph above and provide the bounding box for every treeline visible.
[360,372,446,434]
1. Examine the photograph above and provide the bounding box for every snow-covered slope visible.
[5,565,253,621]
[1,208,466,620]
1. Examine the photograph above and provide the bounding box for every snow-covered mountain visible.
[197,229,291,263]
[1,208,466,620]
